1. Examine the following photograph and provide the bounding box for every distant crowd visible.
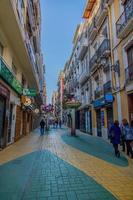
[40,118,62,135]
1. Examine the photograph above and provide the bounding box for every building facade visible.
[0,0,45,149]
[62,0,133,140]
[57,71,65,121]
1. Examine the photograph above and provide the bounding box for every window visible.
[0,42,3,56]
[17,0,24,26]
[94,42,97,50]
[22,74,26,87]
[12,63,17,75]
[102,27,108,38]
[127,45,133,67]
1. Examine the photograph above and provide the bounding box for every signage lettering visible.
[0,58,23,94]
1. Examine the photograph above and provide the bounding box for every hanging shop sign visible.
[41,104,54,113]
[23,88,37,97]
[21,96,32,106]
[34,108,39,114]
[65,100,81,109]
[93,94,114,108]
[0,57,23,94]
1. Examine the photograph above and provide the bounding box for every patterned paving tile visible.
[0,128,133,199]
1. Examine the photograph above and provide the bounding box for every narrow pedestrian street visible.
[0,128,133,200]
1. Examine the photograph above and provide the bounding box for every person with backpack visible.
[124,120,133,158]
[40,119,45,135]
[109,120,121,158]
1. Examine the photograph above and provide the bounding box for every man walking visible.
[40,119,45,135]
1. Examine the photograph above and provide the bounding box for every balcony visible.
[116,0,133,39]
[89,53,98,72]
[79,70,89,85]
[0,56,23,94]
[125,64,133,84]
[27,0,36,31]
[25,32,39,88]
[88,18,97,43]
[103,80,112,94]
[97,39,111,60]
[103,64,111,72]
[72,77,78,87]
[0,0,40,90]
[77,37,88,60]
[94,88,103,99]
[96,3,108,29]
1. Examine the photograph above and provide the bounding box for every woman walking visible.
[109,120,121,158]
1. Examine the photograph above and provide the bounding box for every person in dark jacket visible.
[109,120,121,158]
[40,119,45,135]
[125,120,133,158]
[59,119,62,129]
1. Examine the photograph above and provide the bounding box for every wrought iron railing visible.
[116,0,133,36]
[97,39,110,58]
[88,17,97,35]
[95,1,107,21]
[94,88,103,99]
[89,53,98,71]
[103,80,112,94]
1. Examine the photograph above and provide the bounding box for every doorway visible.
[8,103,13,143]
[107,106,113,129]
[96,110,102,137]
[0,96,6,148]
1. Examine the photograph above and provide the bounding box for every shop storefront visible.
[80,107,92,134]
[75,110,80,129]
[0,83,10,149]
[93,94,114,139]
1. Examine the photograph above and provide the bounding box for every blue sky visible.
[40,0,86,103]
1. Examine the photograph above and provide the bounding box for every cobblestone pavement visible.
[0,128,133,200]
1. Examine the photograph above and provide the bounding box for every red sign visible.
[0,83,10,98]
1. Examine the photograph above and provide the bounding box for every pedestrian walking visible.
[40,119,45,135]
[124,120,133,158]
[121,119,129,152]
[59,119,62,129]
[109,120,121,158]
[55,118,58,129]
